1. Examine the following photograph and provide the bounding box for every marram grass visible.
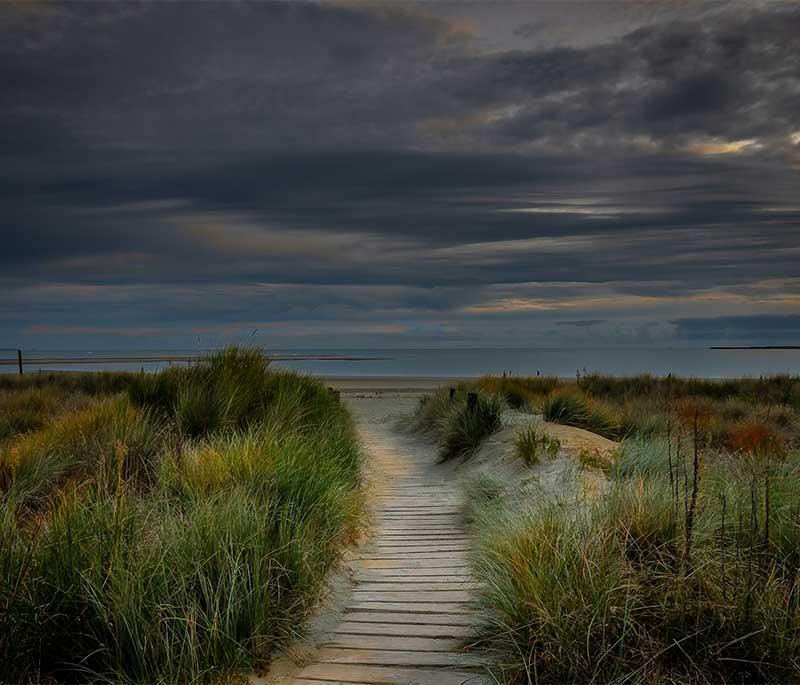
[0,348,362,683]
[466,441,800,684]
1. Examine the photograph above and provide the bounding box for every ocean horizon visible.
[2,346,799,379]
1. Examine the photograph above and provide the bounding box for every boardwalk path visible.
[293,394,488,685]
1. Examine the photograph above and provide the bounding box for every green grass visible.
[541,391,620,440]
[0,348,362,683]
[404,375,800,682]
[474,376,561,411]
[0,370,139,396]
[514,425,560,466]
[456,374,800,454]
[0,387,95,443]
[409,387,504,461]
[469,437,800,683]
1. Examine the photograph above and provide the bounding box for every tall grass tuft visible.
[1,398,163,506]
[541,391,620,440]
[439,393,504,461]
[409,387,504,461]
[514,425,560,466]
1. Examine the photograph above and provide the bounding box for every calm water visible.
[2,347,799,379]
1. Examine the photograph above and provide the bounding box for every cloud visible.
[1,1,798,348]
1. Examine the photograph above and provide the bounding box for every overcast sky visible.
[2,0,799,350]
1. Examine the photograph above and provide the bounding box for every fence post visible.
[449,387,455,401]
[467,392,477,411]
[17,349,23,375]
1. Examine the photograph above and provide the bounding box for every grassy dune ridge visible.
[410,374,800,683]
[0,348,363,683]
[474,373,800,448]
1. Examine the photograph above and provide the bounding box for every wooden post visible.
[17,349,23,375]
[467,392,477,411]
[449,387,456,401]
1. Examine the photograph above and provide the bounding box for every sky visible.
[2,0,799,351]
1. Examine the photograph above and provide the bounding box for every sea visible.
[1,347,799,379]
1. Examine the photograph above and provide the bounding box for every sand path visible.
[290,393,488,685]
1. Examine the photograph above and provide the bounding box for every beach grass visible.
[462,373,800,452]
[469,439,800,683]
[514,425,560,466]
[409,386,503,461]
[0,347,362,683]
[407,372,800,682]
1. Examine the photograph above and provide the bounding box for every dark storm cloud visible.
[1,1,798,347]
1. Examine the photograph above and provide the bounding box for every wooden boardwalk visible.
[293,397,488,685]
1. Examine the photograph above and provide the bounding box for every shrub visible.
[473,503,633,683]
[725,418,786,457]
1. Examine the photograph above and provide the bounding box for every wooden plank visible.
[376,513,461,518]
[360,552,468,560]
[293,680,368,684]
[350,601,475,614]
[360,559,470,569]
[355,568,471,578]
[355,582,475,591]
[325,635,464,651]
[355,568,474,585]
[375,529,465,535]
[295,664,487,684]
[355,579,473,587]
[374,536,471,542]
[352,590,473,602]
[316,648,478,667]
[372,539,469,545]
[366,549,469,555]
[375,520,463,526]
[335,622,473,638]
[343,611,475,625]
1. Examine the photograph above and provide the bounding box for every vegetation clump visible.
[409,387,503,461]
[514,425,560,466]
[0,348,362,683]
[541,391,620,440]
[457,373,800,452]
[474,376,561,411]
[469,414,800,683]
